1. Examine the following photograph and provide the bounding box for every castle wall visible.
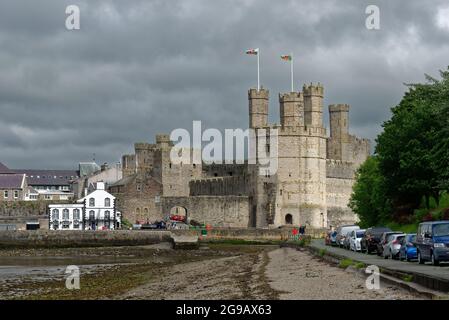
[326,160,358,227]
[189,176,250,196]
[161,196,250,228]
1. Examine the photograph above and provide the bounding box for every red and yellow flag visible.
[246,48,259,55]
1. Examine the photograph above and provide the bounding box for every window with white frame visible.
[4,191,8,199]
[105,198,111,207]
[73,209,80,220]
[62,209,69,220]
[14,190,19,199]
[52,209,59,221]
[89,198,95,207]
[89,210,95,221]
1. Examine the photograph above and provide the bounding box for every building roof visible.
[0,174,25,189]
[13,169,80,186]
[0,162,14,174]
[79,162,101,177]
[108,174,137,187]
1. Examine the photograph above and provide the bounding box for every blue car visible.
[399,234,417,261]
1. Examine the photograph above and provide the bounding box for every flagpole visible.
[290,53,294,92]
[257,49,260,91]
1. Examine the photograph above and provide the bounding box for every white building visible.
[49,182,121,230]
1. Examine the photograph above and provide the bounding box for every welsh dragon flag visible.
[281,54,292,61]
[246,48,259,55]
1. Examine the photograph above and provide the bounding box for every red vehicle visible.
[170,215,186,222]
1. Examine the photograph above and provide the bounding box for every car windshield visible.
[407,235,416,242]
[433,223,449,237]
[356,231,365,238]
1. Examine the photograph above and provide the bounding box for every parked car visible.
[361,227,392,254]
[349,229,366,252]
[336,225,360,247]
[377,231,404,256]
[343,231,352,250]
[399,234,417,261]
[382,233,405,259]
[415,221,449,265]
[329,231,338,246]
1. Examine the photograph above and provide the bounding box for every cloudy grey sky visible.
[1,0,449,169]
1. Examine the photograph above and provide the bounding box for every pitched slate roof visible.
[0,174,25,189]
[0,162,13,174]
[13,169,80,186]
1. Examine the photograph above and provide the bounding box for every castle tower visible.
[248,88,269,128]
[303,83,324,127]
[279,92,304,127]
[329,104,350,139]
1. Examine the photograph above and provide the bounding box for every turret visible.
[248,88,269,128]
[303,83,324,127]
[329,104,350,138]
[156,134,172,147]
[279,92,303,127]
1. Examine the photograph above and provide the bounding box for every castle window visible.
[137,185,142,192]
[193,164,196,169]
[266,144,270,153]
[285,214,293,225]
[169,163,172,169]
[280,189,283,195]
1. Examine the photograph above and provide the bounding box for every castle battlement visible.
[329,104,350,113]
[279,92,302,102]
[134,142,156,150]
[248,88,269,99]
[303,83,324,97]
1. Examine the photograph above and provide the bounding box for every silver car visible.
[382,233,406,259]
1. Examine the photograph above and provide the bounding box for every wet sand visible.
[0,244,424,300]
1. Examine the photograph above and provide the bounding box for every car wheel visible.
[431,252,440,266]
[418,251,425,264]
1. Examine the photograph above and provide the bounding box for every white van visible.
[336,225,360,247]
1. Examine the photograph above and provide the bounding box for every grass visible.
[354,262,366,269]
[318,249,327,257]
[402,275,414,283]
[338,258,354,269]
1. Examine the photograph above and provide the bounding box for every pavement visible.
[311,239,449,282]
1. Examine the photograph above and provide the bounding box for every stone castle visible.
[109,84,370,229]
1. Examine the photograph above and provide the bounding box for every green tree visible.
[349,156,391,227]
[375,69,449,211]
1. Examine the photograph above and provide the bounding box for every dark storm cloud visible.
[1,0,449,168]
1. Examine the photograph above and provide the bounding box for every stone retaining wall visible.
[0,228,327,248]
[0,230,172,248]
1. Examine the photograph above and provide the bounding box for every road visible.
[311,239,449,282]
